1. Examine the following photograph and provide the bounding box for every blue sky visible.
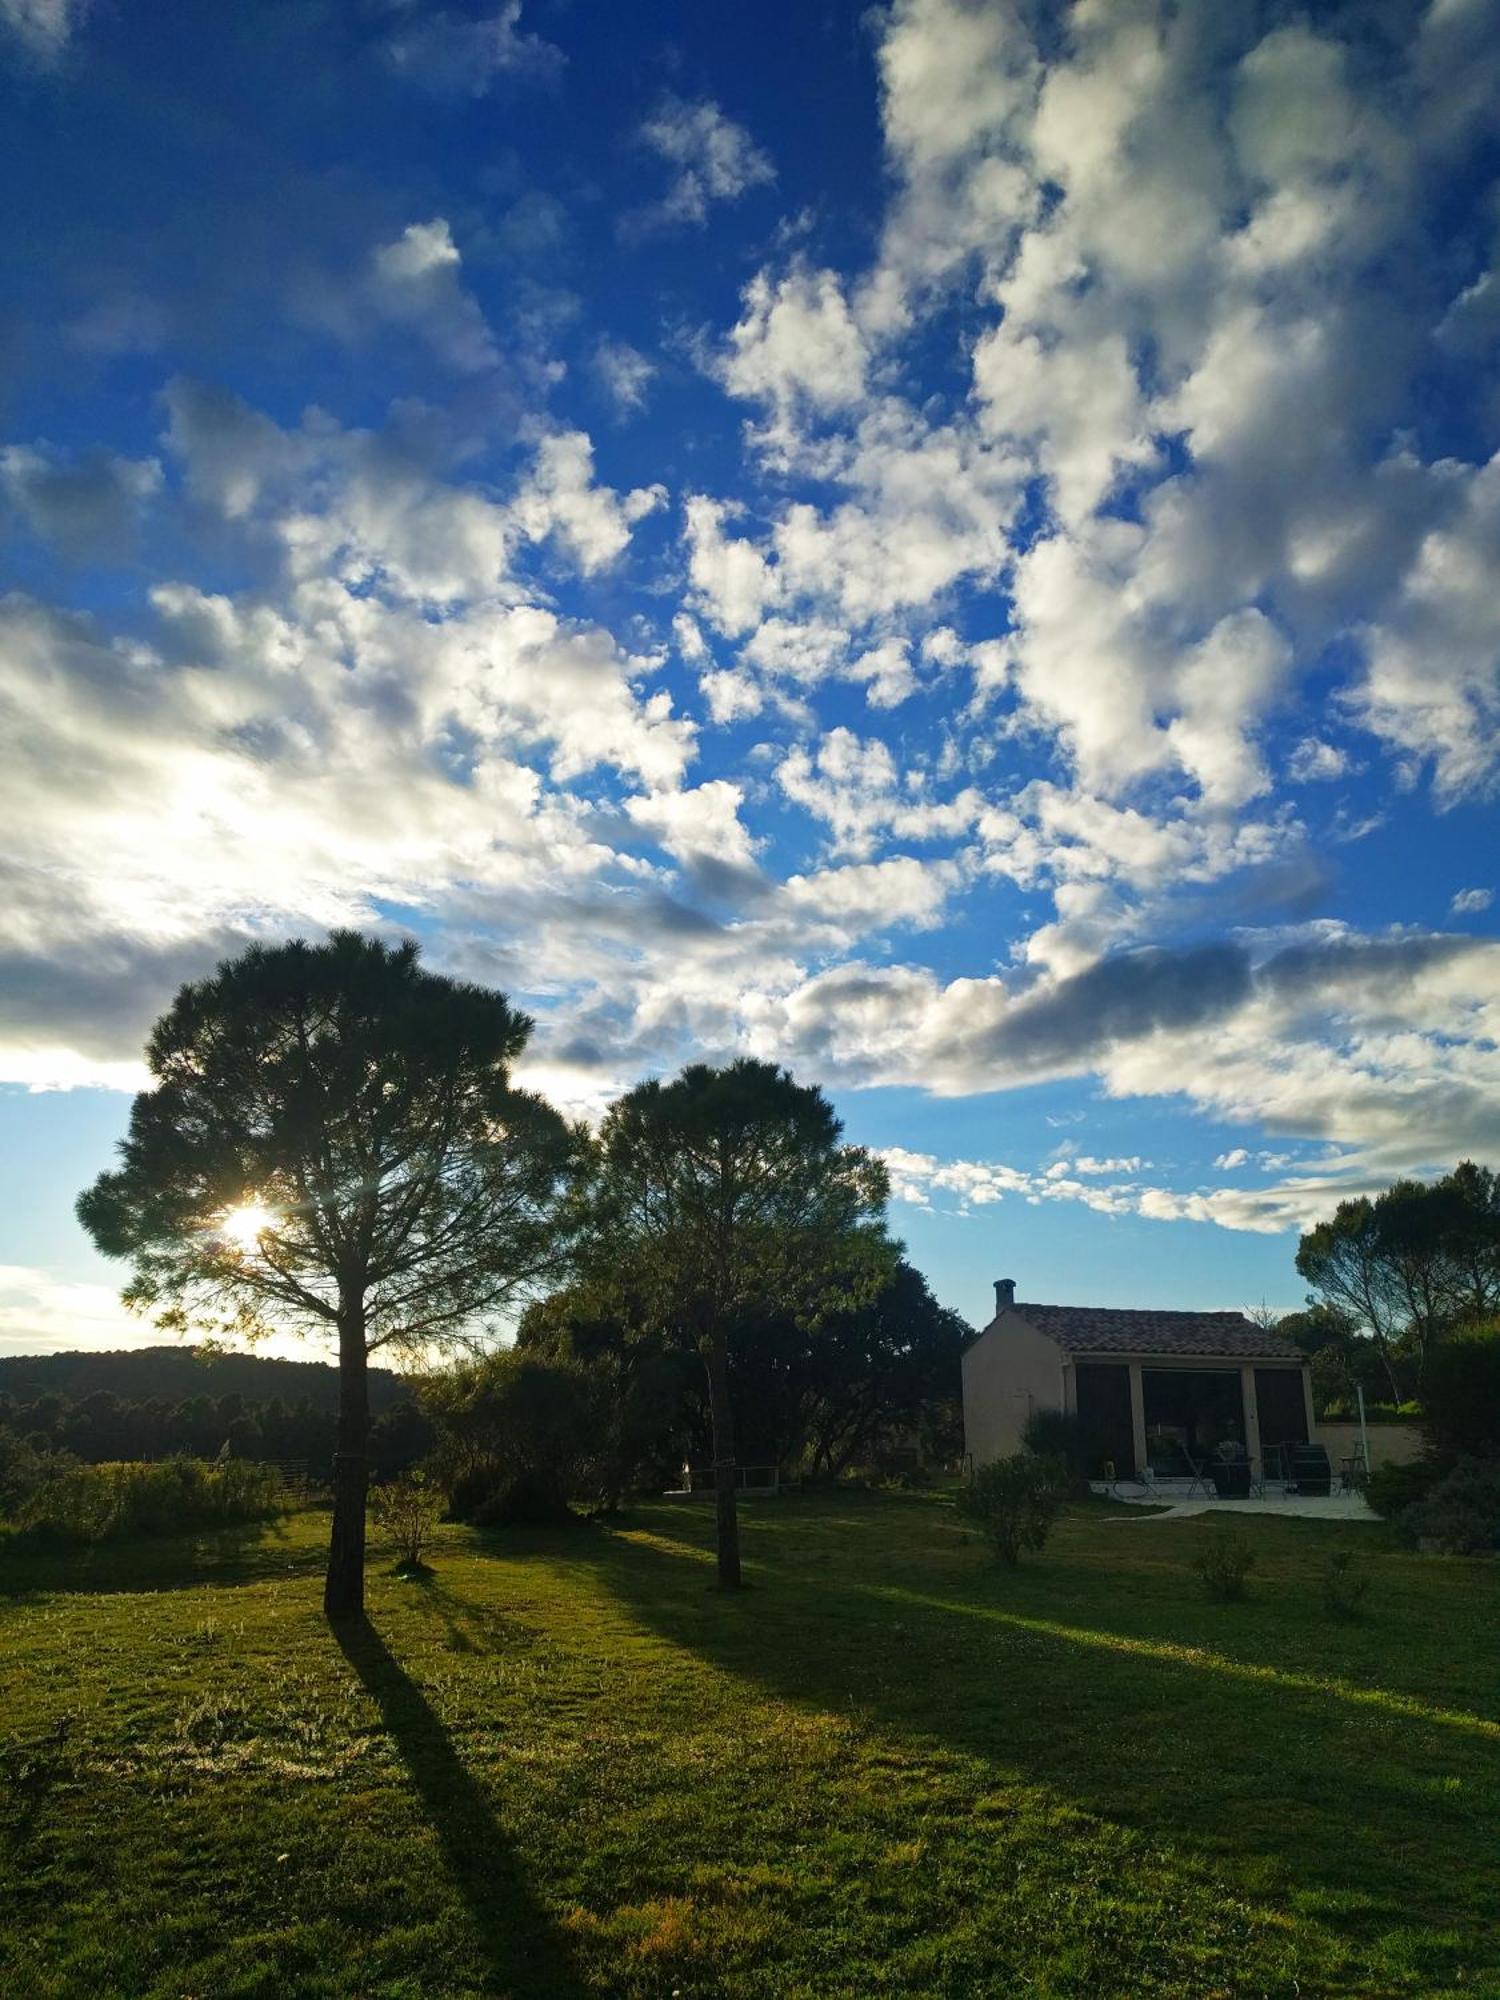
[2,0,1499,1356]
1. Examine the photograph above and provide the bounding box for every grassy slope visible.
[1,1493,1497,1999]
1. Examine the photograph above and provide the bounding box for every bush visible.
[369,1469,443,1570]
[469,1468,578,1528]
[1396,1455,1500,1555]
[1422,1325,1500,1464]
[1366,1456,1445,1519]
[955,1454,1064,1567]
[0,1430,53,1515]
[5,1456,282,1545]
[1194,1529,1255,1602]
[425,1352,598,1520]
[1320,1551,1369,1621]
[1020,1408,1090,1493]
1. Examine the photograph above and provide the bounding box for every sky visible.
[2,0,1499,1360]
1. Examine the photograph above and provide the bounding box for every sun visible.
[219,1200,275,1250]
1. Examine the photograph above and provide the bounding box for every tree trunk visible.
[704,1329,742,1590]
[1372,1331,1406,1407]
[324,1303,370,1620]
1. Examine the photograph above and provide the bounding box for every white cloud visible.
[624,780,758,870]
[776,727,982,859]
[1452,887,1494,915]
[720,266,868,433]
[593,338,655,416]
[1287,737,1351,782]
[781,856,957,936]
[0,0,85,61]
[683,401,1022,642]
[383,3,564,94]
[370,219,499,374]
[862,0,1037,329]
[511,431,665,574]
[631,95,774,232]
[1355,454,1500,798]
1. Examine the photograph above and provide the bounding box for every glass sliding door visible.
[1141,1368,1245,1475]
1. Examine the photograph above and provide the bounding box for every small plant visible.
[1194,1528,1255,1602]
[954,1453,1064,1568]
[1320,1551,1369,1621]
[370,1469,443,1573]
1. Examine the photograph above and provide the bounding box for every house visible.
[962,1279,1314,1481]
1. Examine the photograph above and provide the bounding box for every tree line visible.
[0,1387,431,1479]
[0,1270,960,1496]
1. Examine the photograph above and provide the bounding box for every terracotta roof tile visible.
[1006,1303,1305,1361]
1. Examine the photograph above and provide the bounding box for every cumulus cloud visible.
[511,431,666,574]
[1452,887,1493,915]
[719,266,868,435]
[624,779,759,871]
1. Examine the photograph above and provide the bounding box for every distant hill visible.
[0,1346,408,1411]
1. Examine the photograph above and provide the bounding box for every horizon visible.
[2,0,1498,1360]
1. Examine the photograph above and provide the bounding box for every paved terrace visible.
[1094,1482,1376,1523]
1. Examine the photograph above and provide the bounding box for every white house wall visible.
[962,1310,1067,1466]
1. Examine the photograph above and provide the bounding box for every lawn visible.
[2,1492,1498,1999]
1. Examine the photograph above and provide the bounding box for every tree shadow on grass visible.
[332,1614,587,1999]
[393,1571,541,1656]
[572,1503,1500,1990]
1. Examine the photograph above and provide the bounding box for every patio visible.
[1094,1480,1376,1522]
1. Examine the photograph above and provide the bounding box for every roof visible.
[1005,1303,1305,1361]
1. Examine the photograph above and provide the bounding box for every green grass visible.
[2,1492,1498,1998]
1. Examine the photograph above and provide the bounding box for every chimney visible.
[994,1277,1016,1316]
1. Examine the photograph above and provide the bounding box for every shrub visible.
[1396,1454,1500,1555]
[1194,1529,1255,1602]
[955,1453,1064,1567]
[1422,1325,1500,1465]
[1020,1408,1090,1493]
[469,1468,578,1528]
[0,1431,53,1515]
[1320,1551,1369,1621]
[369,1469,443,1571]
[1366,1456,1445,1519]
[425,1352,597,1519]
[6,1456,282,1545]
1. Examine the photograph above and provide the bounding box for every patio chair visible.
[1183,1450,1214,1499]
[1338,1450,1370,1496]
